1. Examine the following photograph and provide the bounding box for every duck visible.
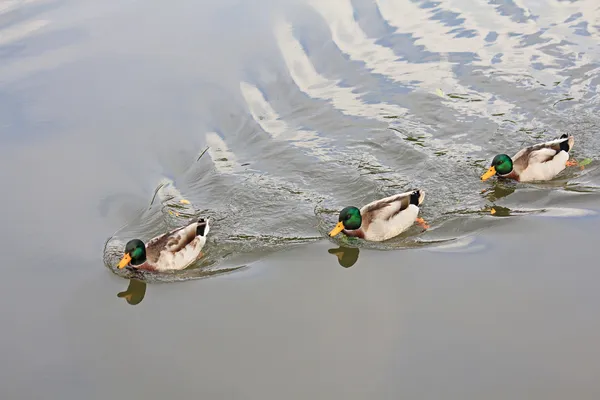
[328,189,428,242]
[481,134,576,182]
[117,218,210,272]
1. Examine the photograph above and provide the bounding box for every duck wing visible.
[512,135,573,172]
[361,190,423,227]
[145,221,201,264]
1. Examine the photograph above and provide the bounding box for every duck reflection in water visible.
[117,279,147,305]
[481,180,516,202]
[328,246,360,268]
[488,205,512,217]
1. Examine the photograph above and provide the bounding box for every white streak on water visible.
[430,0,599,86]
[205,129,323,200]
[311,0,512,119]
[538,207,598,218]
[542,0,600,35]
[375,0,487,53]
[309,0,458,85]
[309,0,489,118]
[205,132,238,174]
[374,0,592,112]
[274,19,410,122]
[0,0,20,15]
[240,81,334,161]
[0,0,47,16]
[274,18,483,156]
[425,236,487,253]
[239,81,416,188]
[0,19,48,47]
[155,178,185,204]
[240,81,286,139]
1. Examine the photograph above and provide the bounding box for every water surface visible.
[2,0,600,398]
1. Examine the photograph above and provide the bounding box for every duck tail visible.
[559,134,574,152]
[409,189,425,206]
[196,218,210,237]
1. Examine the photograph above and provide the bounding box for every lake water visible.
[2,0,600,398]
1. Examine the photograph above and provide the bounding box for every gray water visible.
[2,0,600,398]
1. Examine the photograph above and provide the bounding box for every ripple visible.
[274,19,410,122]
[92,0,600,281]
[536,207,598,218]
[102,178,323,283]
[239,81,335,161]
[205,132,240,174]
[0,19,49,47]
[424,236,488,254]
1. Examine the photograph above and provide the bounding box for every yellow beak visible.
[329,222,345,237]
[117,253,132,269]
[330,250,344,262]
[481,166,496,181]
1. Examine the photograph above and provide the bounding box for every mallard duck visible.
[481,134,576,182]
[328,189,428,242]
[117,218,210,272]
